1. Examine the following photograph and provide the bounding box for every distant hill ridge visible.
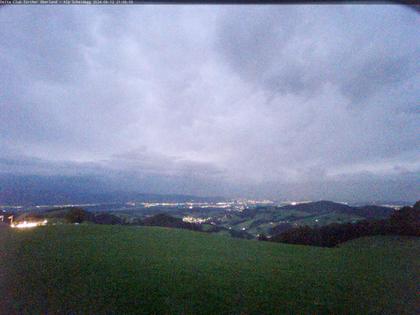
[268,201,420,247]
[278,200,394,219]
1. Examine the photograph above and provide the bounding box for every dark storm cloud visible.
[0,5,418,201]
[218,6,419,104]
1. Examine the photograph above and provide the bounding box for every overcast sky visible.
[0,5,419,201]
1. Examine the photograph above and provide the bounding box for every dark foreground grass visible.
[0,225,418,314]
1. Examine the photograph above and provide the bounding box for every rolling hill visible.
[217,201,395,237]
[0,225,418,314]
[279,200,394,218]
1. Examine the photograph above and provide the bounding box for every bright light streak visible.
[11,220,48,229]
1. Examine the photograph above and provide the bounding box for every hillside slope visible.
[0,225,418,314]
[279,200,394,218]
[219,201,395,237]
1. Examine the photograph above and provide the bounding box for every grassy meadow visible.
[0,225,419,314]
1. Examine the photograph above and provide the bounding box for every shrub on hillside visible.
[64,207,92,224]
[93,213,124,225]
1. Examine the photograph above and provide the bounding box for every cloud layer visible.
[0,5,419,201]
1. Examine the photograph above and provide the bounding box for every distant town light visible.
[182,216,209,224]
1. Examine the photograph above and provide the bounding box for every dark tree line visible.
[267,201,420,247]
[65,208,124,225]
[140,213,202,231]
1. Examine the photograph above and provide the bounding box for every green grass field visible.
[0,225,419,314]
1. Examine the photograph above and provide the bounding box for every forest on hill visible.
[268,201,420,247]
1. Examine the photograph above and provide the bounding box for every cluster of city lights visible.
[182,216,210,224]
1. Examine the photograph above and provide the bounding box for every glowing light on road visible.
[11,220,48,229]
